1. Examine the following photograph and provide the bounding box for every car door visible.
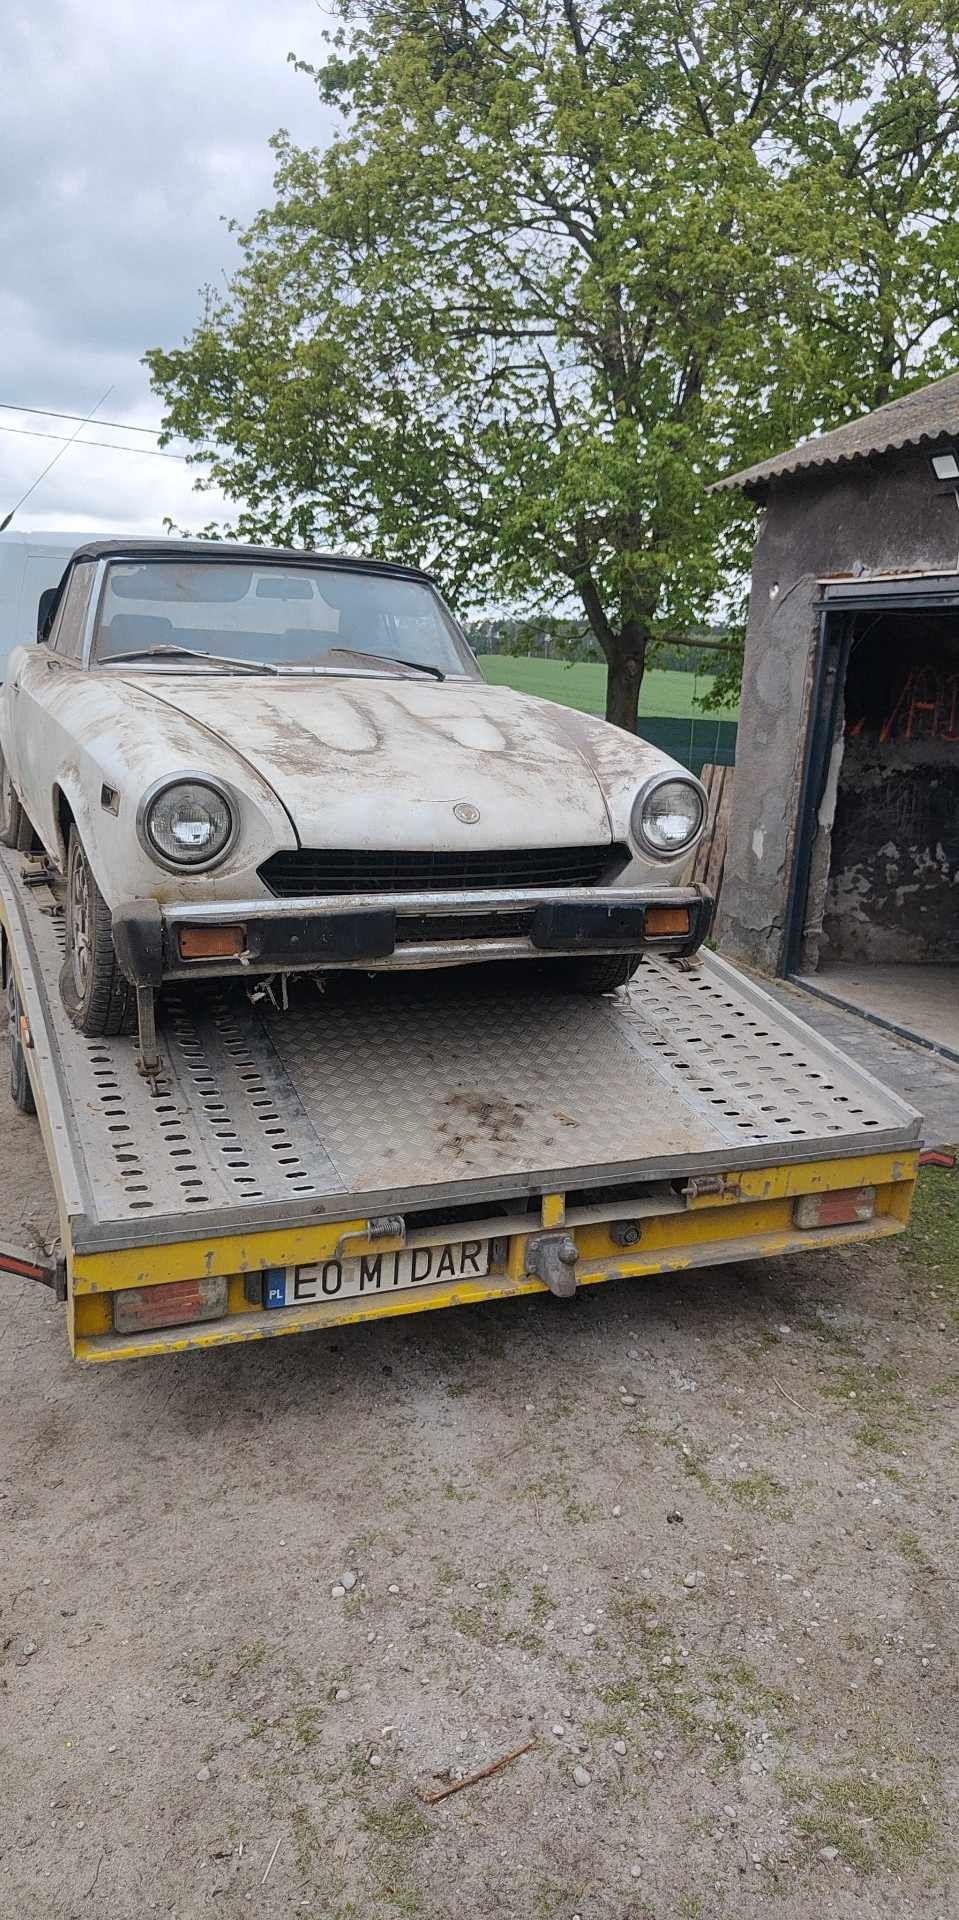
[8,560,97,859]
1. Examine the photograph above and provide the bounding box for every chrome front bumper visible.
[111,884,715,984]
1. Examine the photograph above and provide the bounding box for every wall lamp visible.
[930,446,959,485]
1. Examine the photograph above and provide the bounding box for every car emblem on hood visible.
[453,802,481,825]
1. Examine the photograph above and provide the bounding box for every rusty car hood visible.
[120,673,625,850]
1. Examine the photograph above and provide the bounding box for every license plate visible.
[264,1238,491,1309]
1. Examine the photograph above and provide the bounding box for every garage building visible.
[715,372,959,1060]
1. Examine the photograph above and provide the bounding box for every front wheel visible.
[0,750,35,853]
[538,953,642,995]
[63,828,133,1037]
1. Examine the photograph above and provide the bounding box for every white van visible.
[0,531,89,680]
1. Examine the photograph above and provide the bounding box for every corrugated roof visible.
[712,370,959,495]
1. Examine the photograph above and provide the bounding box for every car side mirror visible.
[37,587,58,642]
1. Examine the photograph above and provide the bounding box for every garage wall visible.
[718,449,959,974]
[821,743,959,962]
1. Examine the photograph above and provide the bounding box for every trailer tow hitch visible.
[0,1241,66,1300]
[525,1230,579,1299]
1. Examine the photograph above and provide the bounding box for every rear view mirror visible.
[37,587,58,642]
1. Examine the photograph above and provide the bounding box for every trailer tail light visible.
[113,1275,228,1334]
[645,905,690,937]
[178,925,246,960]
[793,1187,876,1229]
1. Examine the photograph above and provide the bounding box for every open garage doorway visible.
[786,577,959,1060]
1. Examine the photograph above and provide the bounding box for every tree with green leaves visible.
[147,1,959,731]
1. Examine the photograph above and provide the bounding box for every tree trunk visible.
[571,563,650,732]
[604,633,647,732]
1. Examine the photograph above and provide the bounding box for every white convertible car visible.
[0,540,711,1062]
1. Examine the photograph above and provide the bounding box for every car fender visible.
[52,756,297,911]
[28,677,298,908]
[543,702,707,881]
[51,765,99,868]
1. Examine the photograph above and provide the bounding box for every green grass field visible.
[479,653,738,719]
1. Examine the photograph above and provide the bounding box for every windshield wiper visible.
[106,643,446,681]
[104,645,281,675]
[322,647,446,682]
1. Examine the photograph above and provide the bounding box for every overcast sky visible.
[1,0,335,535]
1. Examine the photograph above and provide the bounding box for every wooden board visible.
[693,763,735,907]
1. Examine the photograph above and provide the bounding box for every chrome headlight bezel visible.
[630,770,707,861]
[137,773,239,873]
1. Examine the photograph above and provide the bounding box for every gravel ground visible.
[1,1092,956,1920]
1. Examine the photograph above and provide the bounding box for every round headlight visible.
[144,780,234,868]
[633,775,705,858]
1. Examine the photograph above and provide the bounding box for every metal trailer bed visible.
[0,846,922,1364]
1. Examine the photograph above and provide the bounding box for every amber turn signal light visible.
[178,925,246,960]
[644,906,690,937]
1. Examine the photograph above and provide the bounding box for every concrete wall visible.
[718,449,959,973]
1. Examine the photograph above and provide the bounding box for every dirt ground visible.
[1,1094,956,1920]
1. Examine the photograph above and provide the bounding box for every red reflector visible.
[113,1275,228,1334]
[178,925,246,960]
[794,1187,876,1229]
[645,905,691,937]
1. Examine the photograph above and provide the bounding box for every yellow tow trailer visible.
[1,847,920,1365]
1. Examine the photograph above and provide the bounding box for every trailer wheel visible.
[540,953,643,995]
[0,750,36,853]
[63,828,133,1037]
[7,971,36,1115]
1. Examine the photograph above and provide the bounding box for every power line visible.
[1,385,115,530]
[0,398,176,439]
[0,422,199,462]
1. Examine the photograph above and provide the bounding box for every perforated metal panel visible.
[0,851,919,1253]
[617,958,899,1147]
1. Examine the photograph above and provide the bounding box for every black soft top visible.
[36,539,437,645]
[65,537,433,583]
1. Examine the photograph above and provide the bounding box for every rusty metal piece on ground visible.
[525,1230,578,1298]
[419,1738,537,1806]
[918,1148,956,1170]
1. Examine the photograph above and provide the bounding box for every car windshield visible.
[93,559,477,678]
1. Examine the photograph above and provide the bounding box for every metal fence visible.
[638,715,738,777]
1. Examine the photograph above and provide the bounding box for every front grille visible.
[395,911,534,945]
[259,844,629,898]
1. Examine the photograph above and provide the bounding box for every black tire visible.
[539,952,643,995]
[63,827,133,1037]
[0,749,36,853]
[7,970,36,1115]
